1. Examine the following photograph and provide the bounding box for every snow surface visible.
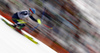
[0,15,57,53]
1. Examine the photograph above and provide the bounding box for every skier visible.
[12,8,41,30]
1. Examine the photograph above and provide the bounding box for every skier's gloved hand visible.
[37,19,41,24]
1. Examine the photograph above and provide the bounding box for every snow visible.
[0,15,57,53]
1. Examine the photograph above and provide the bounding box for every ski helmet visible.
[29,8,36,14]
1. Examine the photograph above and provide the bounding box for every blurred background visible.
[0,0,100,53]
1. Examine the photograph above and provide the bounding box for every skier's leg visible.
[12,13,20,27]
[17,23,25,30]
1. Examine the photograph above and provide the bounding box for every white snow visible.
[0,15,57,53]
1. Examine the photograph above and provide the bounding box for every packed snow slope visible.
[0,15,57,53]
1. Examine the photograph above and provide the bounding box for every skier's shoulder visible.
[18,10,29,15]
[17,10,29,19]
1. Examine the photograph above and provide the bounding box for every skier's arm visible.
[29,16,37,22]
[29,16,41,24]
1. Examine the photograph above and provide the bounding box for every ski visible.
[1,18,38,44]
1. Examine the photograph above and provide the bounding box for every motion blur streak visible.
[0,0,100,53]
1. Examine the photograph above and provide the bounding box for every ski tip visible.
[24,34,39,44]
